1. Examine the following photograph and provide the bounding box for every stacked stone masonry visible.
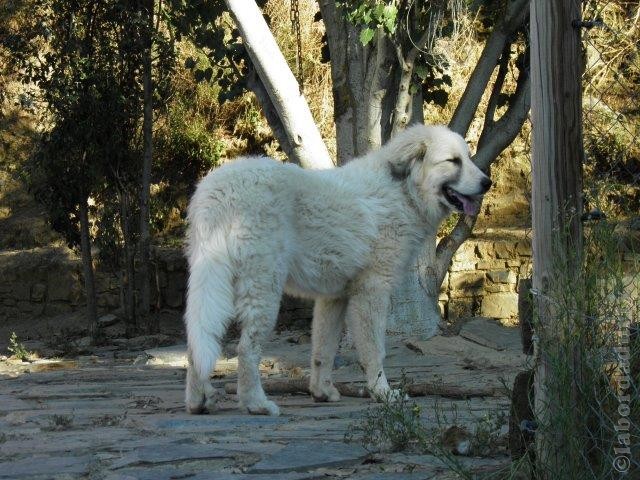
[1,235,532,325]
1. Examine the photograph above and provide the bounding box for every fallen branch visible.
[223,378,498,399]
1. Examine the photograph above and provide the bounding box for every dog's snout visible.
[480,176,492,193]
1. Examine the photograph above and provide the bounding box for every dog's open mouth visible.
[442,185,481,216]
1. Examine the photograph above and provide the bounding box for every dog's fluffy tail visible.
[185,228,234,381]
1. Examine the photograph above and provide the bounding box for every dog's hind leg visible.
[235,258,286,416]
[184,231,234,414]
[309,298,347,402]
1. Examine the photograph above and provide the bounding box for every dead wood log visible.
[223,378,498,399]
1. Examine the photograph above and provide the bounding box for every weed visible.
[43,414,74,431]
[91,413,126,427]
[8,332,32,361]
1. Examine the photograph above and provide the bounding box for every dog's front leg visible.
[345,280,394,400]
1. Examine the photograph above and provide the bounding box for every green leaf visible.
[184,57,196,69]
[360,28,375,46]
[373,4,385,21]
[415,65,428,81]
[383,5,397,32]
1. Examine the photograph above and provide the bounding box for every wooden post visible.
[530,0,584,475]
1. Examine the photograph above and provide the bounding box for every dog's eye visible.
[446,157,461,165]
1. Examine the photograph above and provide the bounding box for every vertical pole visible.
[530,0,584,475]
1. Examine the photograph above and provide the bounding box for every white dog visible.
[184,124,491,415]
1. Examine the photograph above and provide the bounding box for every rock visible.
[47,272,75,301]
[516,241,532,256]
[30,283,47,302]
[12,282,30,301]
[145,344,187,367]
[494,241,516,259]
[133,354,150,366]
[485,284,513,293]
[477,259,507,270]
[449,271,485,298]
[98,313,120,327]
[486,269,517,284]
[453,243,477,263]
[449,261,476,272]
[248,440,368,474]
[76,336,92,348]
[116,334,174,351]
[476,242,494,259]
[481,292,518,319]
[460,317,521,351]
[0,455,92,477]
[447,298,476,319]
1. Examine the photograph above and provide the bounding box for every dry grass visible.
[262,0,336,159]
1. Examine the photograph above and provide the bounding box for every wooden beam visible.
[530,0,584,475]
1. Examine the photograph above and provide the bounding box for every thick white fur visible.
[184,124,490,415]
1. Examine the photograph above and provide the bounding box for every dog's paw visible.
[186,390,219,414]
[310,382,341,403]
[243,399,280,416]
[371,387,408,403]
[185,381,219,414]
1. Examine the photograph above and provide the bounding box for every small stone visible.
[30,283,47,302]
[76,336,92,348]
[98,313,120,327]
[448,298,475,319]
[296,334,311,345]
[516,241,532,256]
[485,284,513,293]
[486,270,517,284]
[476,242,494,259]
[450,261,476,272]
[248,440,367,473]
[494,241,516,259]
[449,271,485,298]
[481,292,518,319]
[477,259,507,270]
[453,243,477,263]
[133,354,150,366]
[460,317,521,351]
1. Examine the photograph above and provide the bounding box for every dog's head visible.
[388,124,491,217]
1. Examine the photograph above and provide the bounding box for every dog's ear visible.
[388,140,427,181]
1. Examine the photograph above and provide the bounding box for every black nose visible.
[480,177,492,193]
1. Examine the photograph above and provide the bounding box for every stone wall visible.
[439,229,532,325]
[0,231,531,325]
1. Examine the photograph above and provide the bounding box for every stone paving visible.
[0,318,527,479]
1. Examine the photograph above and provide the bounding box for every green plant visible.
[44,414,74,431]
[8,332,31,361]
[346,377,476,479]
[529,219,639,479]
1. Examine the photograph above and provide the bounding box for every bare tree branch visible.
[476,71,531,170]
[435,65,531,274]
[391,27,431,136]
[245,64,296,163]
[449,0,529,136]
[482,46,511,136]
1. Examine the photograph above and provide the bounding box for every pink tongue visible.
[454,192,480,216]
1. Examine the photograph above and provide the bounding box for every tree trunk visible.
[78,195,98,342]
[239,1,530,336]
[225,0,333,169]
[120,190,137,336]
[530,0,584,475]
[139,0,155,333]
